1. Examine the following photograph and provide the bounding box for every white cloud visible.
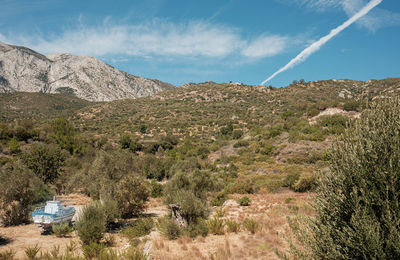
[278,0,400,31]
[341,0,400,31]
[241,35,288,58]
[2,20,242,58]
[0,19,294,60]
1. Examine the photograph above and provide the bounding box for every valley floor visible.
[0,190,313,259]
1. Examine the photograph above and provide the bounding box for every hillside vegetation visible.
[0,77,400,258]
[0,92,91,122]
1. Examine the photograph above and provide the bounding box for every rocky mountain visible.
[0,41,175,102]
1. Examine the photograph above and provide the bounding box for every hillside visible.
[1,77,400,259]
[73,78,400,137]
[0,41,175,102]
[0,92,92,122]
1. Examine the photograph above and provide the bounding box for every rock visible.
[0,41,174,101]
[169,204,187,227]
[143,240,153,259]
[222,199,239,209]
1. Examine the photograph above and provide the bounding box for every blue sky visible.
[0,0,399,87]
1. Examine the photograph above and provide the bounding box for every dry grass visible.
[149,190,314,260]
[0,190,313,259]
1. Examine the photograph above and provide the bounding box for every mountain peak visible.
[0,42,174,101]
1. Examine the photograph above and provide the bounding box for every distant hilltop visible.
[0,41,175,102]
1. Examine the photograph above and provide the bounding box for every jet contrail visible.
[260,0,382,85]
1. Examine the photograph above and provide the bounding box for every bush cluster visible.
[289,98,400,259]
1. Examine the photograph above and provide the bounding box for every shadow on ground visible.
[0,235,12,246]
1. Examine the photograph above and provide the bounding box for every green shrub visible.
[232,129,243,139]
[306,108,319,117]
[0,157,12,166]
[163,170,217,223]
[119,134,131,149]
[243,218,259,234]
[308,129,326,141]
[0,123,12,140]
[150,181,163,198]
[343,100,360,111]
[289,98,400,259]
[317,114,349,135]
[215,208,226,218]
[0,163,36,226]
[233,140,249,148]
[101,198,120,229]
[170,190,208,223]
[283,169,301,189]
[287,153,308,164]
[306,151,325,164]
[116,175,150,218]
[24,244,41,260]
[52,222,73,237]
[225,219,241,233]
[49,118,77,155]
[22,143,66,184]
[220,124,233,135]
[284,197,296,204]
[260,142,276,156]
[7,137,20,154]
[208,217,225,235]
[189,169,221,199]
[210,191,229,206]
[293,172,317,192]
[119,134,142,153]
[123,218,154,239]
[266,124,284,139]
[237,196,251,206]
[185,219,209,238]
[76,203,106,245]
[139,125,147,134]
[14,120,36,142]
[227,178,255,194]
[157,216,182,240]
[197,146,210,159]
[82,242,105,259]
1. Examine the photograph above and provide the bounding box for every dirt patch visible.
[309,107,360,125]
[208,143,237,163]
[0,224,79,259]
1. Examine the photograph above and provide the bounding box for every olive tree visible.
[287,98,400,259]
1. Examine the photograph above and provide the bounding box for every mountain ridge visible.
[0,41,175,102]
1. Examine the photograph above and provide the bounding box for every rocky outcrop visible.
[0,41,174,101]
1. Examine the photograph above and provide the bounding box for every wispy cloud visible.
[341,0,400,31]
[278,0,400,31]
[241,35,289,58]
[0,19,294,60]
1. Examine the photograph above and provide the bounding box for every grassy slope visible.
[72,78,400,137]
[0,92,92,122]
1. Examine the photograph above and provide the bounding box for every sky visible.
[0,0,399,87]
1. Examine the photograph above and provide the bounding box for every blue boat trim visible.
[32,212,56,217]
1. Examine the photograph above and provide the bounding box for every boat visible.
[32,197,75,231]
